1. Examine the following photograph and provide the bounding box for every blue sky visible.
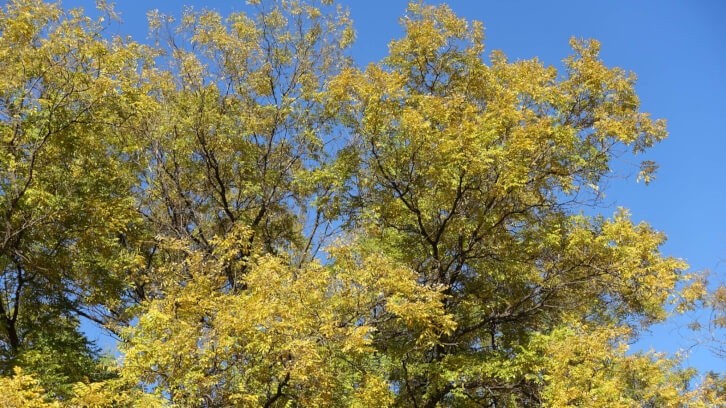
[67,1,725,374]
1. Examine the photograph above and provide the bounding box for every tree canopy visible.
[0,0,722,406]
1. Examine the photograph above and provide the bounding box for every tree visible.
[133,0,354,296]
[0,0,720,407]
[685,281,726,359]
[708,284,726,356]
[330,3,704,405]
[0,0,153,397]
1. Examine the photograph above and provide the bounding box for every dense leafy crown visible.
[0,0,722,407]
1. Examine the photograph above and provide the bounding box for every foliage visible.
[685,281,726,359]
[118,234,452,406]
[0,0,720,406]
[0,0,151,397]
[0,367,60,408]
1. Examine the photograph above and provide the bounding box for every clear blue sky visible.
[68,1,725,374]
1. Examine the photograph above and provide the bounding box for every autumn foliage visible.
[0,0,722,406]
